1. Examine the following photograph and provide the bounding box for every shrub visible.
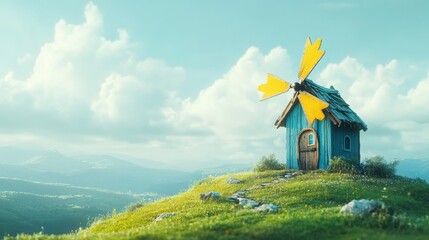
[254,154,286,172]
[327,156,359,174]
[126,202,145,212]
[362,156,398,178]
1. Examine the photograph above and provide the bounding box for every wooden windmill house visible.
[258,38,367,170]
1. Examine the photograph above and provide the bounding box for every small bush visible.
[362,156,398,178]
[254,154,285,172]
[126,202,145,212]
[327,156,359,174]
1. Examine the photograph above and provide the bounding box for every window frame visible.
[308,133,315,146]
[344,135,351,151]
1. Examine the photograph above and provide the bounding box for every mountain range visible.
[1,146,427,194]
[0,147,203,195]
[397,158,429,182]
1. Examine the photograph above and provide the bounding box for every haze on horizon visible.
[0,1,428,169]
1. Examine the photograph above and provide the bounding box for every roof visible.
[275,79,368,131]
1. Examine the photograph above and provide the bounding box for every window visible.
[344,136,351,151]
[308,133,315,145]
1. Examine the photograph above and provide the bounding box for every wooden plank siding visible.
[283,102,362,169]
[330,125,361,162]
[284,102,333,170]
[278,79,366,170]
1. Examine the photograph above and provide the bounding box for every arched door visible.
[297,128,319,170]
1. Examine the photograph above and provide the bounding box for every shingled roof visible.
[275,79,368,131]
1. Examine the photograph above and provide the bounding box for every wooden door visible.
[297,128,319,170]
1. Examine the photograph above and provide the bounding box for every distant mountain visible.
[0,147,203,195]
[199,163,252,176]
[397,159,429,182]
[0,178,159,238]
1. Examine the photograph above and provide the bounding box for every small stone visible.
[238,198,260,208]
[254,204,278,213]
[229,191,246,203]
[199,191,221,201]
[228,196,239,203]
[340,199,384,215]
[261,183,272,187]
[227,177,242,184]
[230,191,245,198]
[291,171,303,177]
[235,191,246,196]
[155,212,175,223]
[246,185,263,191]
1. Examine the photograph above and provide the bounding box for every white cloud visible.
[164,46,293,136]
[92,74,142,122]
[0,2,184,133]
[161,46,293,164]
[318,57,429,159]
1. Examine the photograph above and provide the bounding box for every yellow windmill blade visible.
[257,73,291,101]
[297,92,329,125]
[298,37,325,82]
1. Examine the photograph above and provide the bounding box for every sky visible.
[0,0,428,169]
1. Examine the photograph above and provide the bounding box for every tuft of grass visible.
[125,202,145,212]
[362,156,399,178]
[327,156,359,174]
[328,155,399,179]
[8,170,429,240]
[253,154,286,172]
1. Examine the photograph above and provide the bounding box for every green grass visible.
[7,171,429,240]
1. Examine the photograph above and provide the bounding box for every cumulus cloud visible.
[161,46,293,163]
[0,2,185,136]
[164,46,293,136]
[318,57,429,159]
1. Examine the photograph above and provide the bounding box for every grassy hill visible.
[8,170,429,240]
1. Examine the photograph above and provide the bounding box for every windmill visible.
[258,38,367,170]
[258,37,329,125]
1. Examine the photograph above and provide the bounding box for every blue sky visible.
[0,1,428,169]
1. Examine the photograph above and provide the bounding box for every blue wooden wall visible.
[284,102,332,169]
[330,124,361,162]
[283,102,361,169]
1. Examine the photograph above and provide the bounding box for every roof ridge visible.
[276,79,367,131]
[304,79,338,93]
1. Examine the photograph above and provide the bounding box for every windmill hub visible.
[292,82,303,92]
[258,37,329,125]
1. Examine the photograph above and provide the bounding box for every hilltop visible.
[9,170,429,240]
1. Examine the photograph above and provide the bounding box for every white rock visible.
[199,191,221,200]
[238,198,260,208]
[254,204,278,213]
[229,191,246,203]
[155,212,175,223]
[227,177,242,184]
[340,199,384,215]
